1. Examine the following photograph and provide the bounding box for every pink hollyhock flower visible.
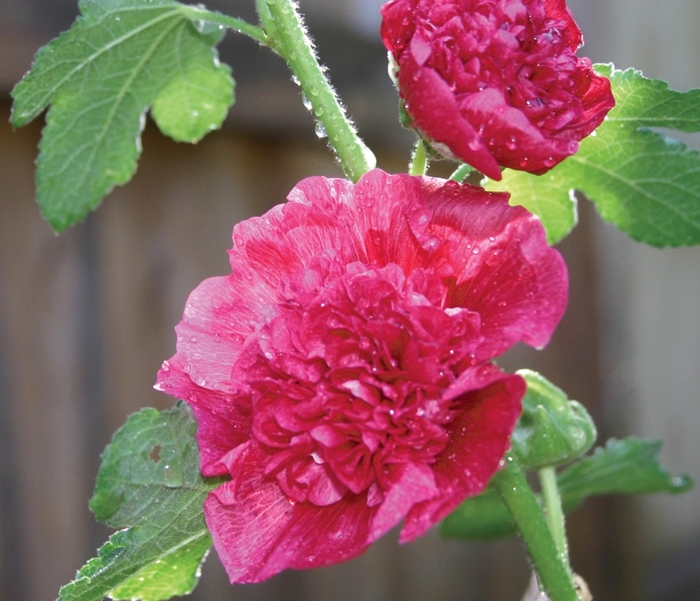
[156,169,567,583]
[380,0,615,179]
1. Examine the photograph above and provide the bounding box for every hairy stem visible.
[492,454,579,601]
[257,0,376,181]
[539,466,570,568]
[409,140,428,176]
[180,5,268,45]
[449,163,474,182]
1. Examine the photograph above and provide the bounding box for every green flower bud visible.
[512,370,597,470]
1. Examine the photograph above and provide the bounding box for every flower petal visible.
[398,57,502,180]
[171,274,269,395]
[381,0,615,174]
[419,179,568,353]
[400,366,525,541]
[206,443,377,583]
[156,354,251,476]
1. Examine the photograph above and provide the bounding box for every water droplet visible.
[301,93,312,111]
[506,137,517,150]
[471,247,480,255]
[163,463,184,488]
[443,180,461,195]
[468,138,481,151]
[315,122,327,138]
[194,375,206,386]
[194,19,222,34]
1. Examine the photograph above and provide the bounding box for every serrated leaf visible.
[557,436,693,505]
[11,0,234,231]
[441,437,691,541]
[486,65,700,247]
[58,402,222,601]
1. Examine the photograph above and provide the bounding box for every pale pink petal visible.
[172,275,272,395]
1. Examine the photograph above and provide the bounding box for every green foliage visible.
[12,0,234,231]
[58,403,223,601]
[557,436,693,505]
[487,65,700,246]
[441,437,692,541]
[511,370,596,470]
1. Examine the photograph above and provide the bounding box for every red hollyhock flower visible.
[380,0,615,179]
[156,169,567,583]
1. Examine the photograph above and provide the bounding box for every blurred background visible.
[1,0,700,599]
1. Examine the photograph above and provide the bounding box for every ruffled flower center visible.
[233,256,483,507]
[413,0,587,134]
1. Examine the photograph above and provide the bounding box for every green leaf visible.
[440,486,515,541]
[557,436,693,507]
[441,437,692,541]
[486,65,700,247]
[58,402,223,601]
[511,370,597,470]
[486,168,578,245]
[11,0,234,231]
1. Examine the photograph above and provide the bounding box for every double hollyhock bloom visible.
[380,0,615,179]
[156,169,567,583]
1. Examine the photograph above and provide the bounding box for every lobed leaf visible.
[486,65,700,247]
[11,0,234,231]
[441,437,692,541]
[557,436,693,505]
[58,402,223,601]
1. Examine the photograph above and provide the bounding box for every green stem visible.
[539,466,570,568]
[449,163,474,182]
[409,140,428,176]
[257,0,376,181]
[492,454,579,601]
[180,6,268,45]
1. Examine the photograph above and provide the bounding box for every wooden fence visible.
[2,0,700,600]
